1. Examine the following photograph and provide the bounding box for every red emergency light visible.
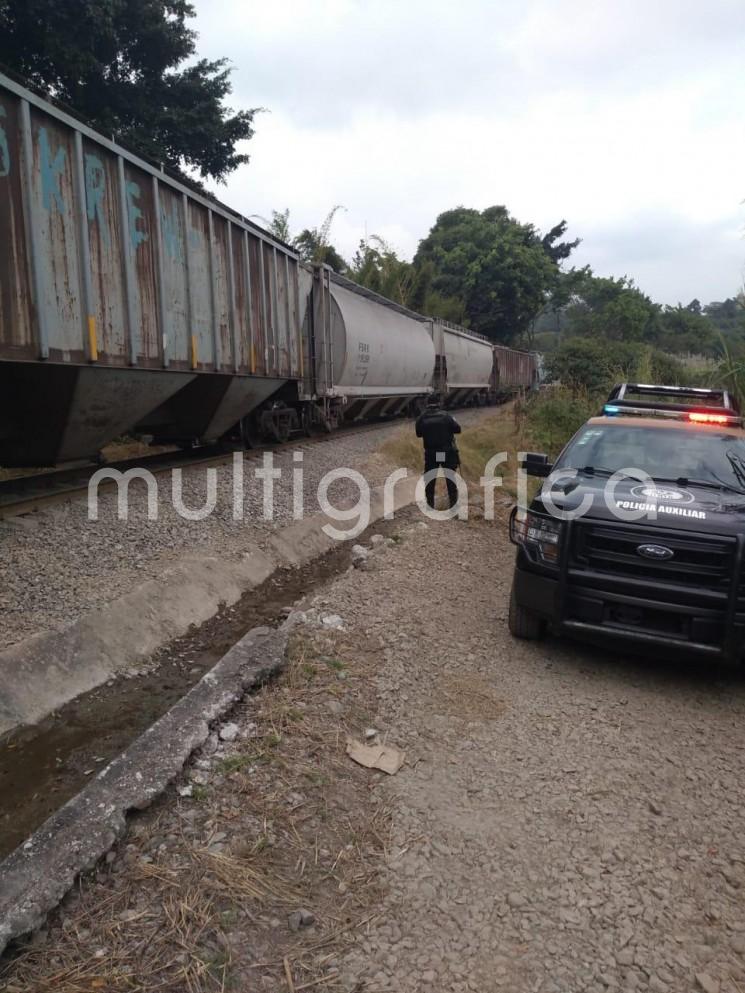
[688,412,731,424]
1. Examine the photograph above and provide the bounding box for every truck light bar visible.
[603,387,742,426]
[607,382,739,413]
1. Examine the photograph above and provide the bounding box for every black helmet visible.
[427,394,441,407]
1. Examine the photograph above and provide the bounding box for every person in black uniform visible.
[415,396,462,509]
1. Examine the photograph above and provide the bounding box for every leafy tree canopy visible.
[414,206,577,343]
[347,236,421,308]
[563,274,660,343]
[294,230,347,272]
[657,303,720,357]
[0,0,255,181]
[263,206,347,273]
[704,297,745,337]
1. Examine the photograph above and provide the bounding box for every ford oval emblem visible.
[636,543,674,561]
[630,485,695,505]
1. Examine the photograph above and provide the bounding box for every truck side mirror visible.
[520,452,554,478]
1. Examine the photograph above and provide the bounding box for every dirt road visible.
[337,516,745,993]
[4,509,745,993]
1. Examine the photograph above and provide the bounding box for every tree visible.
[265,209,292,244]
[294,231,347,272]
[657,304,719,357]
[414,206,575,343]
[541,220,581,265]
[704,298,745,337]
[262,206,348,273]
[563,275,660,343]
[540,264,594,337]
[0,0,256,181]
[293,206,347,272]
[347,236,417,306]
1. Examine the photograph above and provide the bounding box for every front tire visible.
[508,585,545,640]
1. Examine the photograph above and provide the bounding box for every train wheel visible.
[276,422,291,444]
[268,415,291,444]
[239,416,261,449]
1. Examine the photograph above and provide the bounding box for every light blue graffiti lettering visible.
[84,154,109,245]
[0,105,9,178]
[39,127,66,213]
[125,181,148,250]
[160,206,182,261]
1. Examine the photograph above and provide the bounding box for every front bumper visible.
[511,517,745,663]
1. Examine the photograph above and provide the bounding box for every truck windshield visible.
[556,424,745,492]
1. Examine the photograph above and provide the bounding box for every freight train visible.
[0,70,539,467]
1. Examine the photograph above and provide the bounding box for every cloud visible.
[195,0,745,303]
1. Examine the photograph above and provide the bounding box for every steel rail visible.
[0,420,407,520]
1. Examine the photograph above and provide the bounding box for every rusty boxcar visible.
[492,345,539,397]
[0,69,541,467]
[0,70,312,464]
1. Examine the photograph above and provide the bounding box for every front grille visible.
[557,520,745,656]
[571,522,734,589]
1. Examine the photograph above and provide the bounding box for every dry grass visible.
[1,866,232,993]
[0,627,393,993]
[0,438,175,481]
[0,464,60,482]
[101,438,177,462]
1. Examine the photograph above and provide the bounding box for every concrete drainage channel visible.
[0,482,419,956]
[0,532,400,859]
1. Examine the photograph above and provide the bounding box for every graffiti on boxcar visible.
[84,153,110,245]
[125,180,148,250]
[161,205,183,262]
[39,127,66,213]
[0,105,9,177]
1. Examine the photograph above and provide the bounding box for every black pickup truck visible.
[508,384,745,663]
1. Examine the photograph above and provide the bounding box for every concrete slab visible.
[0,624,288,957]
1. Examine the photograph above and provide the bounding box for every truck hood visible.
[531,474,745,537]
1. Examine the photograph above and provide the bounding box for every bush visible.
[546,338,689,395]
[715,336,745,410]
[520,386,597,456]
[546,338,636,392]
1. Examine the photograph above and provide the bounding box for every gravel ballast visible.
[0,412,485,649]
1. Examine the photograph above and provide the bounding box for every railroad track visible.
[0,420,407,520]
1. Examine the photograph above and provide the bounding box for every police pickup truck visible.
[508,384,745,663]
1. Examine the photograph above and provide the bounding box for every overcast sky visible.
[194,0,745,305]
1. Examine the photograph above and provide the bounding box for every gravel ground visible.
[0,411,488,647]
[4,509,745,992]
[333,517,745,993]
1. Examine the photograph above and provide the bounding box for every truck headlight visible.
[510,509,562,564]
